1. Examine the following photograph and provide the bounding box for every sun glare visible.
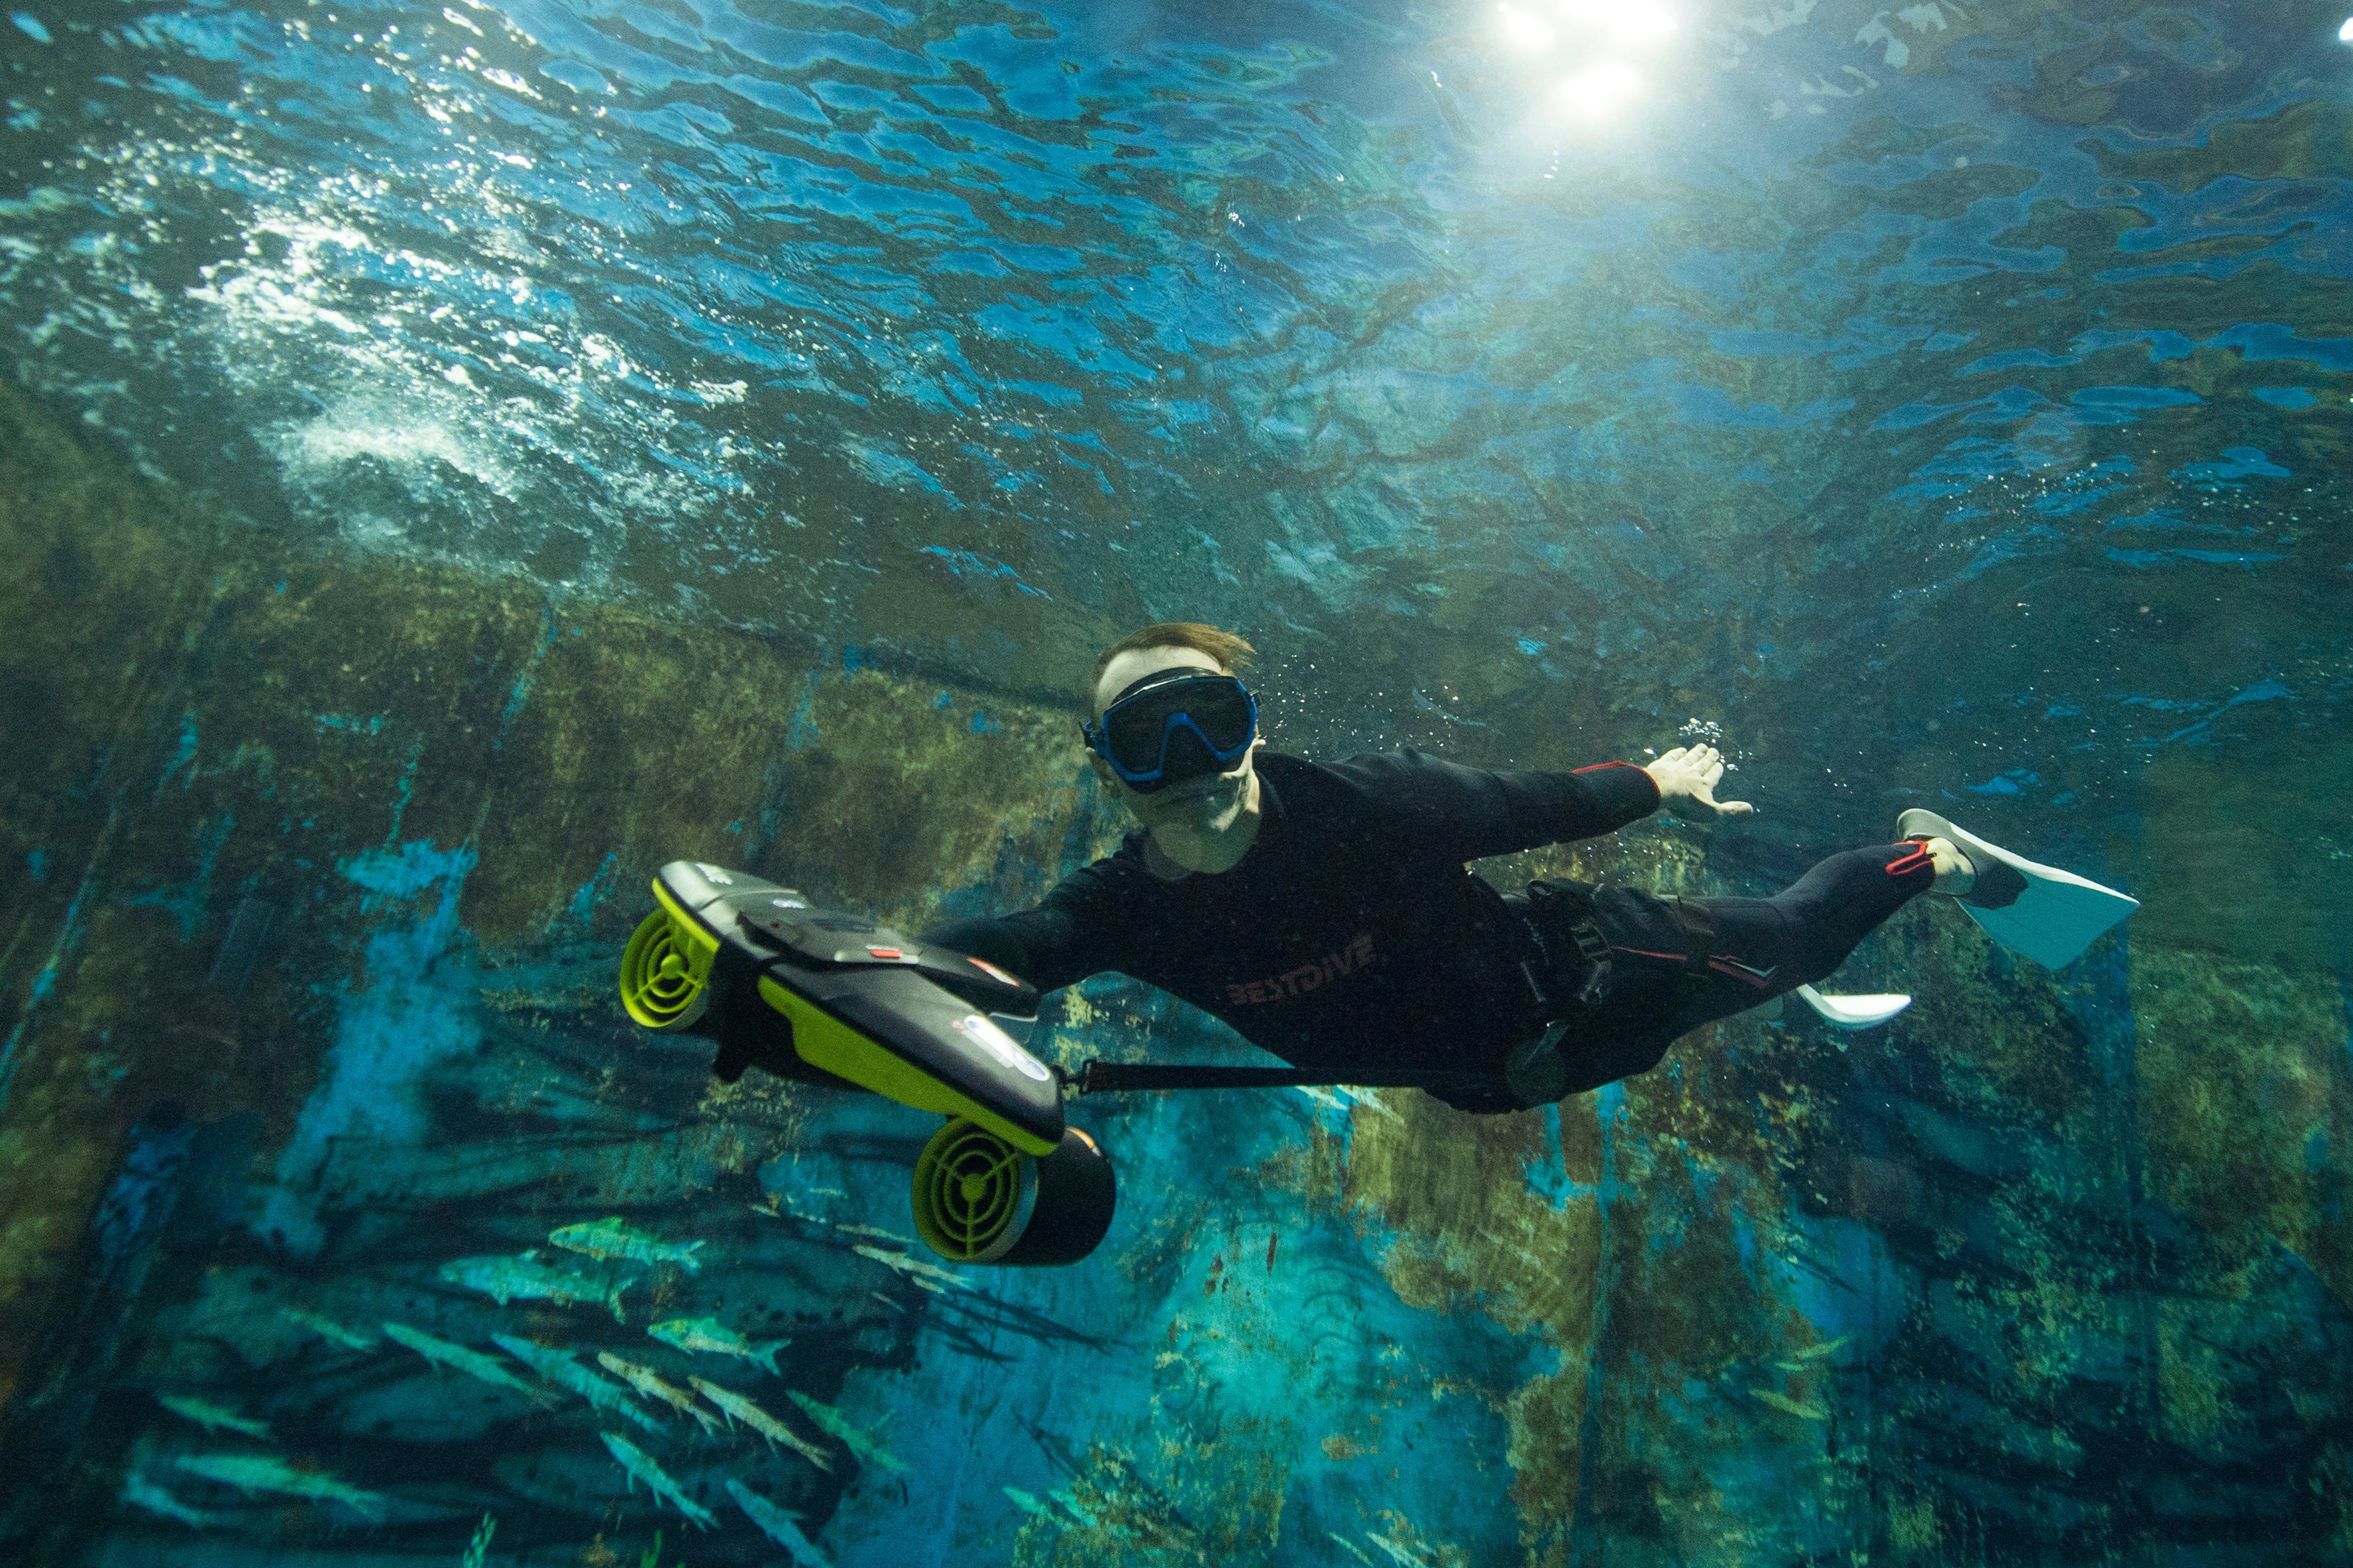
[1605,9,1678,42]
[1498,0,1675,52]
[1557,0,1678,45]
[1558,61,1643,119]
[1499,4,1557,49]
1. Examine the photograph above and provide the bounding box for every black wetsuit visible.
[926,749,1934,1112]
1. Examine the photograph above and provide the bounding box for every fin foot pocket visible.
[1963,854,2028,909]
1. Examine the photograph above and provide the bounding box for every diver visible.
[924,623,2136,1113]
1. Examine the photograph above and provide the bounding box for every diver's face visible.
[1089,648,1260,832]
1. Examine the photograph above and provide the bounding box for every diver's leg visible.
[1767,841,1943,984]
[1501,849,1938,1108]
[1658,843,1939,1037]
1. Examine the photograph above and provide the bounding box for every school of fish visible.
[140,1216,950,1550]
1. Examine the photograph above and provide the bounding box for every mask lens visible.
[1183,683,1255,750]
[1103,703,1168,773]
[1101,677,1254,778]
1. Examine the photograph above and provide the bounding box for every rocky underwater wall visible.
[3,362,2352,1568]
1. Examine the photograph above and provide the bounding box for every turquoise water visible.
[1,0,2350,1561]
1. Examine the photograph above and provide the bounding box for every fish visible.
[121,1473,226,1527]
[1004,1486,1061,1523]
[492,1335,666,1436]
[156,1394,271,1439]
[549,1218,704,1273]
[726,1478,833,1567]
[382,1322,555,1406]
[851,1243,970,1293]
[597,1352,723,1437]
[174,1453,390,1522]
[441,1251,630,1321]
[837,1223,912,1243]
[785,1390,906,1475]
[1791,1335,1851,1363]
[688,1377,833,1472]
[758,1186,846,1224]
[647,1316,789,1374]
[1366,1532,1435,1567]
[280,1306,378,1351]
[1050,1488,1102,1528]
[1749,1388,1830,1420]
[599,1432,717,1531]
[461,1514,497,1568]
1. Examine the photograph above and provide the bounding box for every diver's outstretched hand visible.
[1644,744,1755,821]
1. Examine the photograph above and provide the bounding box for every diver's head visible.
[1084,623,1264,835]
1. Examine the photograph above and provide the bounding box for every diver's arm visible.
[1327,749,1661,861]
[920,859,1135,994]
[924,907,1096,993]
[1489,759,1663,847]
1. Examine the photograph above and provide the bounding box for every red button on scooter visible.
[867,947,904,960]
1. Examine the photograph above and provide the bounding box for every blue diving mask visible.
[1081,670,1260,794]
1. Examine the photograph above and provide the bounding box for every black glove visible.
[710,1011,798,1085]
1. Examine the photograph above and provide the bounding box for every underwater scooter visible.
[618,862,1502,1269]
[618,861,1105,1267]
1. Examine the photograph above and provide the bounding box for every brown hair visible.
[1090,622,1256,706]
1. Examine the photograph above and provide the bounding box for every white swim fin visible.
[1896,808,2139,968]
[1793,984,1912,1029]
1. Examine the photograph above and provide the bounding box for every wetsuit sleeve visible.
[1491,760,1662,851]
[920,857,1138,994]
[1330,749,1660,862]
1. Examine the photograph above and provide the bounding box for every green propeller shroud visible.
[915,1118,1028,1258]
[619,894,717,1031]
[911,1118,1115,1267]
[618,861,1063,1157]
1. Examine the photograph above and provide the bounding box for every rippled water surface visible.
[1,0,2349,1560]
[8,0,2342,719]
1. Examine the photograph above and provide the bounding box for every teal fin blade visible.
[1959,875,2139,969]
[1897,810,2140,968]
